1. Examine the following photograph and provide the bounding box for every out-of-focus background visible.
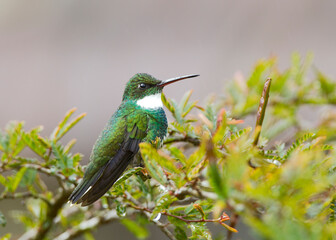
[1,0,335,239]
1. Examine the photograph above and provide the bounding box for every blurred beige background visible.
[1,0,336,239]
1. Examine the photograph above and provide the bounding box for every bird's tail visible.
[69,124,142,206]
[68,147,137,206]
[68,166,105,204]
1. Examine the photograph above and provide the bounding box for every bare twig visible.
[125,192,235,234]
[123,192,176,240]
[18,190,72,240]
[0,192,51,206]
[53,209,119,240]
[8,163,76,184]
[249,78,272,168]
[163,135,201,146]
[34,190,72,240]
[227,213,239,240]
[253,78,272,146]
[174,187,216,200]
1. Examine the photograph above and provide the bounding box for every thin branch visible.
[253,78,272,146]
[227,213,239,240]
[124,192,176,240]
[173,187,216,200]
[8,163,76,184]
[249,78,272,168]
[53,209,119,240]
[34,190,72,240]
[0,192,51,206]
[146,212,177,240]
[163,135,200,146]
[17,190,73,240]
[163,211,229,224]
[125,194,235,233]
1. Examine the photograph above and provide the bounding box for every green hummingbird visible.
[68,73,199,206]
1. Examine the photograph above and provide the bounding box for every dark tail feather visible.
[69,125,142,206]
[78,149,135,206]
[68,167,105,204]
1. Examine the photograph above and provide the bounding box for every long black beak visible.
[157,74,199,87]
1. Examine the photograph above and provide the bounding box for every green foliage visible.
[0,211,6,227]
[120,218,149,239]
[1,54,336,240]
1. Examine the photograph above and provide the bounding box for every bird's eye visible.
[139,83,147,89]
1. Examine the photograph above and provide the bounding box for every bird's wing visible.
[69,110,148,206]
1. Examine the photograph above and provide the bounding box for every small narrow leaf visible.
[0,233,11,240]
[140,143,167,185]
[112,167,143,190]
[193,204,206,219]
[0,211,6,227]
[51,108,77,140]
[161,93,175,114]
[220,222,238,233]
[120,219,148,239]
[175,226,188,240]
[151,193,177,220]
[10,167,27,192]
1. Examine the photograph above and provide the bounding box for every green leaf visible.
[0,175,7,187]
[189,222,212,240]
[166,146,187,167]
[51,142,72,170]
[10,167,27,192]
[175,226,188,240]
[9,122,26,157]
[171,100,183,124]
[151,193,177,220]
[140,143,167,185]
[179,90,198,118]
[247,58,274,89]
[22,127,46,158]
[19,168,37,187]
[0,212,6,227]
[64,139,77,153]
[51,108,86,141]
[282,133,316,161]
[208,163,227,200]
[0,233,11,240]
[224,127,252,145]
[193,204,206,219]
[186,143,206,179]
[120,219,148,239]
[212,114,227,145]
[330,198,336,223]
[83,232,95,240]
[112,167,143,190]
[317,71,336,97]
[116,202,126,217]
[161,93,175,114]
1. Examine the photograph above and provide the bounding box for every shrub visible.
[1,53,336,240]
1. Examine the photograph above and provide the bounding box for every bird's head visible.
[122,73,199,103]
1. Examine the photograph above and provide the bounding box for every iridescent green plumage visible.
[69,73,198,206]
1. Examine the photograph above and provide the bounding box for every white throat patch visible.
[136,93,163,109]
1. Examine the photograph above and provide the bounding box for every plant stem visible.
[253,78,272,146]
[53,209,119,240]
[227,213,239,240]
[34,190,72,240]
[128,202,233,230]
[0,192,51,206]
[163,135,201,146]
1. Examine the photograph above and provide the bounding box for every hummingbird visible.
[68,73,199,206]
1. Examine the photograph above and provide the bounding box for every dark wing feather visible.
[70,123,145,206]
